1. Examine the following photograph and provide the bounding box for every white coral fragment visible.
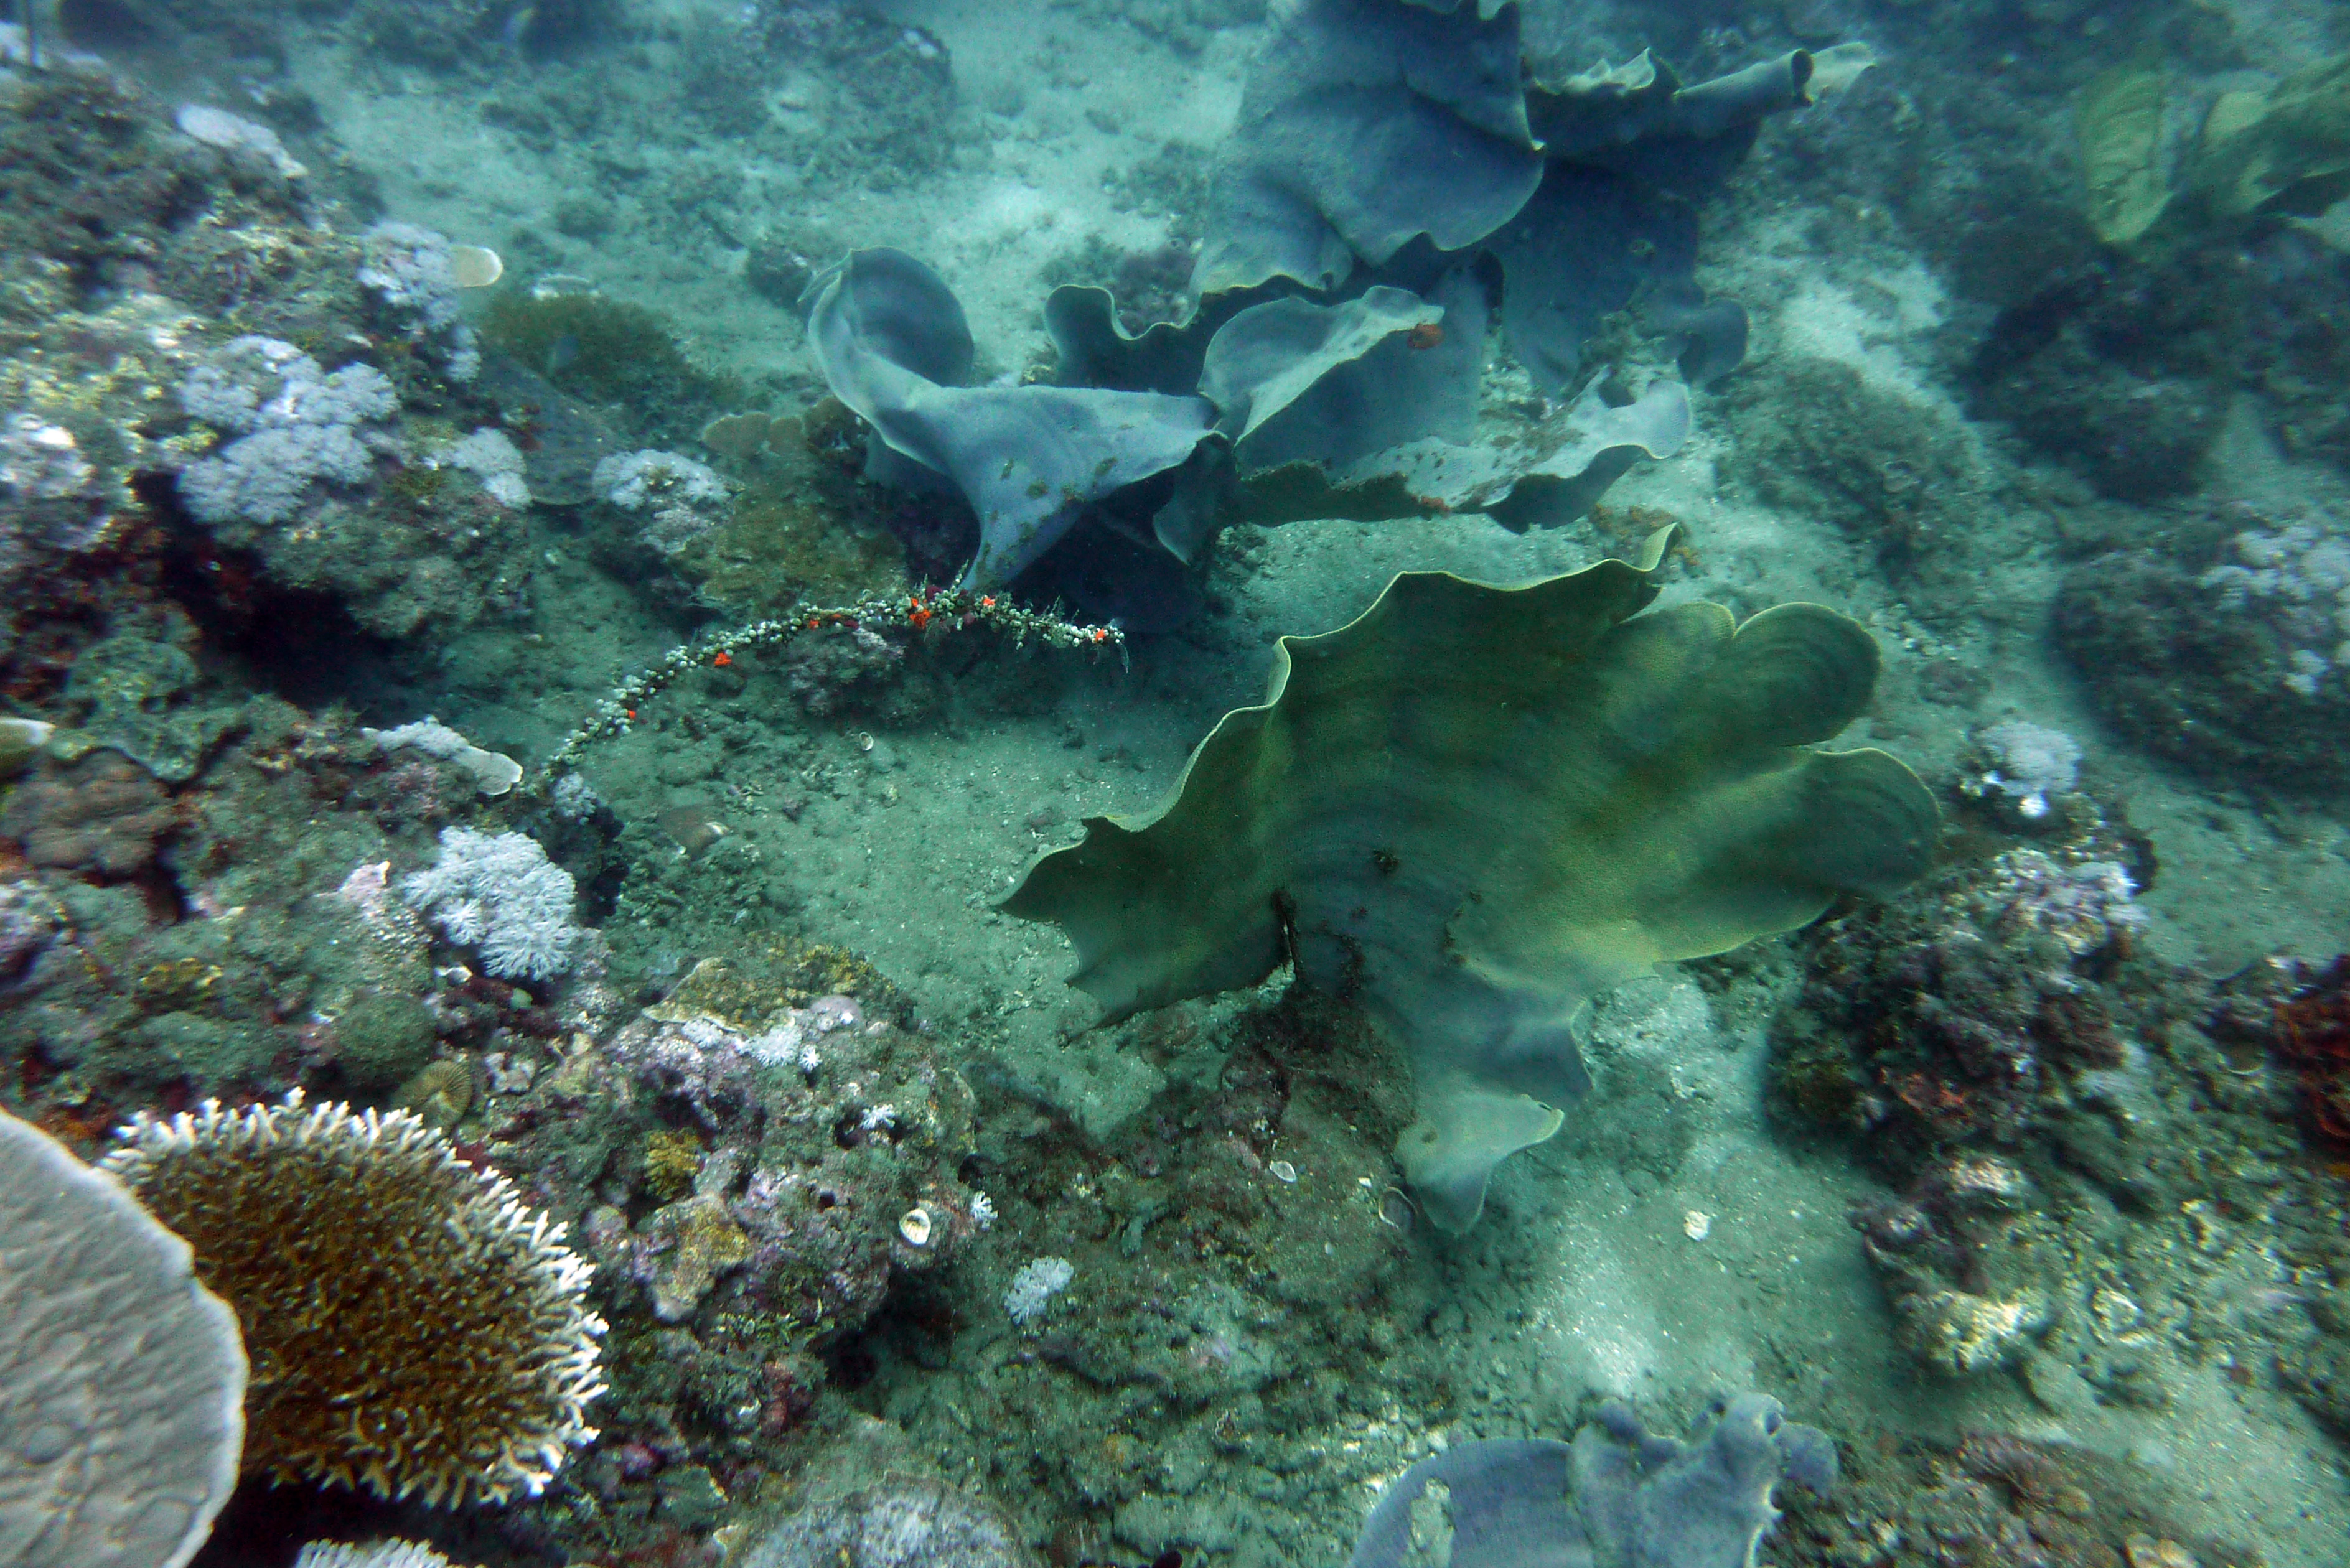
[1003,1256,1074,1325]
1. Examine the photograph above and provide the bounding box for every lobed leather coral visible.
[1346,1389,1837,1568]
[1005,529,1937,1229]
[798,2,1871,592]
[101,1090,606,1506]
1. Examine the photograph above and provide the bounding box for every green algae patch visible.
[670,410,908,618]
[1003,529,1938,1230]
[481,290,741,422]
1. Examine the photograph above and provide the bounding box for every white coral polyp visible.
[401,826,581,981]
[1003,1256,1073,1325]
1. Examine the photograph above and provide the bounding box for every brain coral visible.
[102,1091,606,1506]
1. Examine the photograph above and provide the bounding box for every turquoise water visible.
[2,2,2349,1566]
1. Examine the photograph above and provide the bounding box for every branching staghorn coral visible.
[102,1091,606,1508]
[296,1543,480,1568]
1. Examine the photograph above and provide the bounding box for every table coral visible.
[103,1091,606,1506]
[0,1106,245,1568]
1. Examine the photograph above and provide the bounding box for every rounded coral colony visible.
[101,1091,606,1507]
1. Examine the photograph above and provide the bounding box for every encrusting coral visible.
[101,1090,607,1507]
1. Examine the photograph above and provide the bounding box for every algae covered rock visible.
[1004,530,1936,1228]
[739,1477,1038,1568]
[1769,844,2153,1174]
[2053,520,2350,792]
[1965,241,2240,503]
[585,952,986,1332]
[1725,355,1988,577]
[1850,1157,2062,1377]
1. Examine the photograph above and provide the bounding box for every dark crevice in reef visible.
[824,1273,965,1401]
[152,494,410,717]
[191,1480,413,1568]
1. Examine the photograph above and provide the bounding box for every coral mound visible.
[739,1477,1039,1568]
[102,1091,606,1506]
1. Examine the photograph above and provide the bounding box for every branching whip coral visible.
[541,586,1126,777]
[101,1090,607,1507]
